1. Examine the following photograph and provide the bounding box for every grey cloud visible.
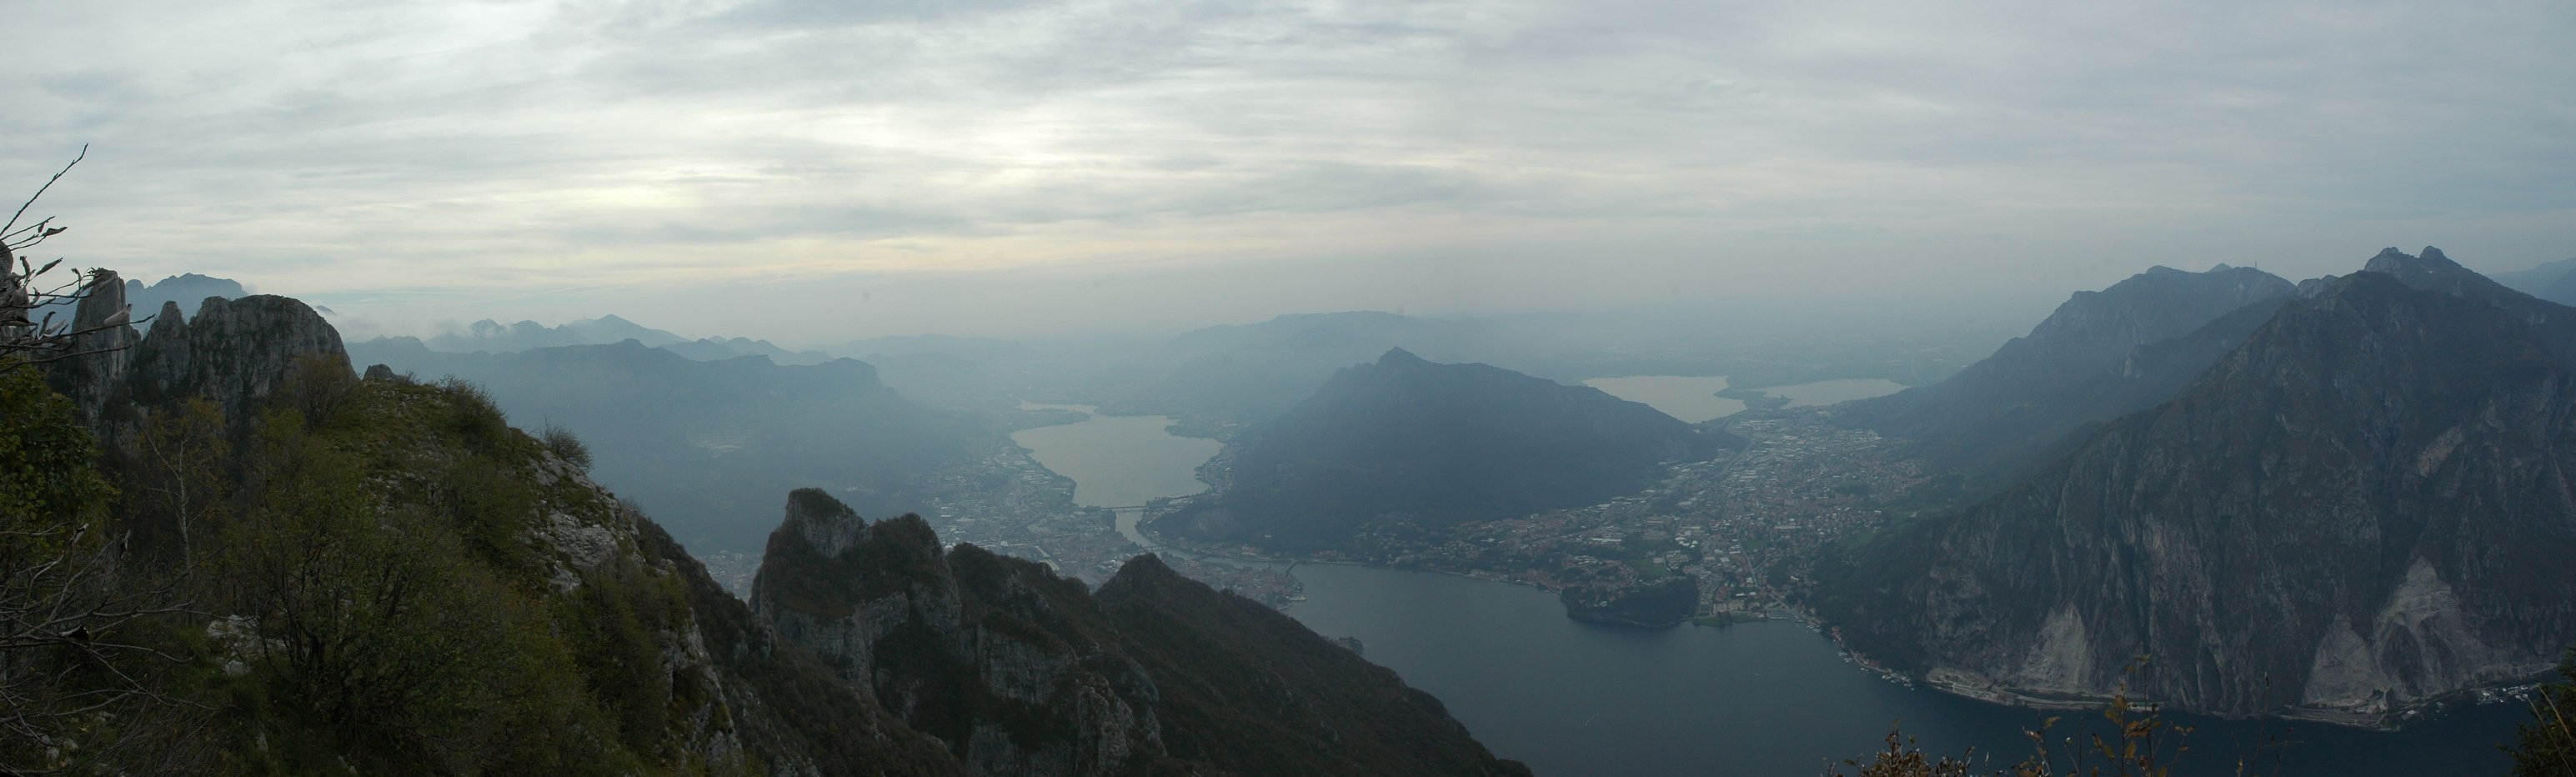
[0,0,2569,340]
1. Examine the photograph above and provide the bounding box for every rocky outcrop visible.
[1819,251,2576,721]
[173,294,345,417]
[754,492,1178,776]
[130,301,192,395]
[49,270,138,422]
[753,489,1531,776]
[45,274,345,430]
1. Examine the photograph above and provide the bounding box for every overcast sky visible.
[3,0,2571,343]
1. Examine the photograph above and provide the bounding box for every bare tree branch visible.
[2,144,86,238]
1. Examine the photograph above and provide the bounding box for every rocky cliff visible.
[47,271,343,428]
[752,489,1531,776]
[1818,249,2576,721]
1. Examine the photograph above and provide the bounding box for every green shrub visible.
[433,377,511,448]
[215,411,644,774]
[0,364,113,528]
[540,421,594,471]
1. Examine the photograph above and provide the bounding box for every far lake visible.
[1011,398,2524,776]
[1584,375,1909,423]
[1582,376,1746,423]
[1767,378,1909,407]
[1010,403,1222,509]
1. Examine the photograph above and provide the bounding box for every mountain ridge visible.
[1816,248,2576,721]
[1840,263,2297,491]
[751,489,1533,776]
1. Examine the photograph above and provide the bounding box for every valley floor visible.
[1156,410,1927,625]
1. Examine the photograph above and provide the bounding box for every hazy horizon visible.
[7,1,2571,344]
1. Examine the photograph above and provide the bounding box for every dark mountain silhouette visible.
[1155,348,1740,554]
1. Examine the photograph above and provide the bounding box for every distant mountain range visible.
[423,313,685,352]
[1100,311,1528,425]
[124,273,248,323]
[1817,247,2576,722]
[28,272,251,327]
[347,337,976,554]
[820,333,1039,365]
[1153,348,1741,554]
[2487,256,2576,306]
[414,315,833,364]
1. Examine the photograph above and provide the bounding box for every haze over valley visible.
[6,2,2576,775]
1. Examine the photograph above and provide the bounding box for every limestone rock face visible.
[49,271,138,422]
[753,490,1165,777]
[129,301,192,398]
[753,489,1532,777]
[44,275,347,429]
[173,294,345,417]
[1823,253,2576,721]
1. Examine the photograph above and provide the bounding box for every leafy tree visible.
[132,398,229,569]
[0,363,193,772]
[209,397,644,774]
[0,363,111,523]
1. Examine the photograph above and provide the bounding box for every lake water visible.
[1767,378,1909,408]
[1010,399,2526,776]
[1285,563,2521,776]
[1010,403,1222,509]
[1582,376,1747,423]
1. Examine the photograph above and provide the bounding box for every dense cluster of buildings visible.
[1336,413,1926,620]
